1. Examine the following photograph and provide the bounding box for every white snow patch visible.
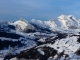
[37,49,45,55]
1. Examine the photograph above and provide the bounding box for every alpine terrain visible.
[0,15,80,60]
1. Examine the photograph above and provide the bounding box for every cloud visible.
[0,0,80,21]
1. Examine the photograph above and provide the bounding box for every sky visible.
[0,0,80,22]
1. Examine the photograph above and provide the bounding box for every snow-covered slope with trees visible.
[0,15,80,60]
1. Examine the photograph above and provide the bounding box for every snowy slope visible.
[44,20,58,30]
[0,15,80,60]
[58,15,78,29]
[14,18,35,32]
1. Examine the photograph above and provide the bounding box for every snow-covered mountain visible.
[58,15,79,29]
[1,15,80,60]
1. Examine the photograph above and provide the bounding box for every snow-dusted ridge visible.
[58,15,79,29]
[1,15,80,60]
[5,15,80,32]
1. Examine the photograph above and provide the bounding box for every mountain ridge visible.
[0,15,80,60]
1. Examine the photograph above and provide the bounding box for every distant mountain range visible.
[0,15,80,60]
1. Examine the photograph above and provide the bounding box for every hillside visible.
[0,15,80,60]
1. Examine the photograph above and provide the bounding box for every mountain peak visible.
[14,18,29,31]
[44,19,57,29]
[58,15,78,29]
[58,15,67,20]
[14,18,36,33]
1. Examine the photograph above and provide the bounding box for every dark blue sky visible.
[0,0,80,21]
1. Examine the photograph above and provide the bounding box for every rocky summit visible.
[0,15,80,60]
